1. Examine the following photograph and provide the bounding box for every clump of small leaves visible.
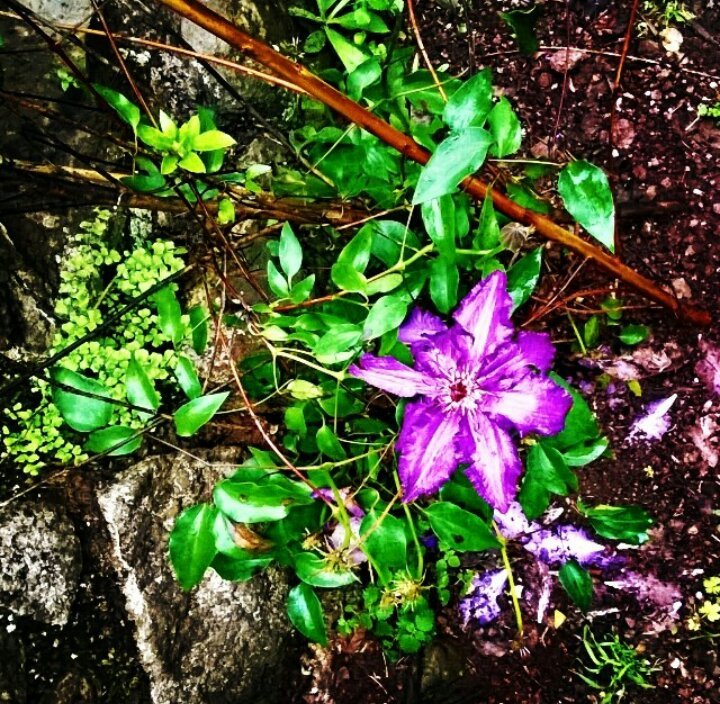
[687,575,720,632]
[641,0,694,26]
[698,102,720,121]
[1,209,220,473]
[576,626,658,703]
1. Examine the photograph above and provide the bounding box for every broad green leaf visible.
[50,367,113,432]
[285,405,307,437]
[126,357,160,416]
[290,274,315,304]
[161,154,179,175]
[330,261,367,293]
[279,222,303,280]
[287,583,328,645]
[85,425,142,456]
[158,110,177,138]
[442,68,493,131]
[362,295,408,340]
[179,152,206,174]
[488,97,522,158]
[545,375,600,451]
[562,436,609,467]
[173,391,229,437]
[360,511,408,584]
[425,502,500,552]
[316,425,346,461]
[333,8,388,32]
[93,84,140,131]
[558,560,593,611]
[526,442,578,495]
[294,552,358,588]
[154,286,185,345]
[169,503,218,589]
[192,129,236,152]
[558,161,615,251]
[212,552,273,581]
[429,256,459,314]
[137,124,175,151]
[347,58,382,101]
[500,5,540,55]
[174,355,202,399]
[518,471,550,520]
[366,272,403,295]
[439,472,492,519]
[507,247,542,310]
[188,306,209,354]
[581,504,653,544]
[584,315,601,349]
[121,173,166,193]
[324,27,369,73]
[267,260,290,297]
[619,324,649,345]
[337,229,372,272]
[314,324,362,363]
[413,127,493,204]
[287,379,324,400]
[506,182,550,214]
[421,195,456,260]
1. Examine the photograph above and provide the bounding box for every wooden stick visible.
[153,0,708,326]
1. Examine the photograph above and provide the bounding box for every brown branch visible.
[406,0,446,101]
[152,0,711,328]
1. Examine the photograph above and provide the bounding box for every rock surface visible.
[0,501,81,627]
[96,451,296,704]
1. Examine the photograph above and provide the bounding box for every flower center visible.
[449,381,468,402]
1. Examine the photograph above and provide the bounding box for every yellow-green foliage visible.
[687,576,720,631]
[2,210,187,474]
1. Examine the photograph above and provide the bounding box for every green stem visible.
[273,349,345,381]
[392,468,423,579]
[566,313,587,356]
[494,522,524,639]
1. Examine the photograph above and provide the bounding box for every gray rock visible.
[0,501,81,627]
[96,451,296,704]
[22,0,93,24]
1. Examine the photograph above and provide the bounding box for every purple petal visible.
[329,516,367,564]
[348,354,441,398]
[474,332,556,388]
[460,411,522,512]
[481,375,573,436]
[458,569,508,625]
[695,339,720,397]
[397,401,462,502]
[398,308,448,350]
[627,394,677,442]
[412,325,470,379]
[523,525,609,567]
[493,501,540,539]
[515,332,556,372]
[453,271,514,358]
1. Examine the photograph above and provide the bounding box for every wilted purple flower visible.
[328,516,367,564]
[349,271,572,511]
[628,394,677,442]
[313,487,364,518]
[493,501,540,539]
[524,525,611,567]
[458,569,508,625]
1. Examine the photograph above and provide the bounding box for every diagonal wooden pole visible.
[154,0,710,327]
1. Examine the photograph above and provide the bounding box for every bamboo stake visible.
[154,0,708,326]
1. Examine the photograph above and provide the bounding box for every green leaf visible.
[562,436,609,467]
[506,182,550,214]
[192,129,236,152]
[442,68,493,131]
[518,471,550,520]
[425,502,500,552]
[267,260,290,298]
[287,583,328,645]
[507,247,542,310]
[189,306,209,354]
[546,375,600,451]
[488,97,522,158]
[314,324,363,362]
[413,127,493,204]
[581,504,653,544]
[366,273,403,295]
[178,152,207,174]
[137,124,176,151]
[360,511,408,582]
[526,442,578,495]
[330,261,367,293]
[168,503,218,589]
[337,229,373,272]
[474,191,501,249]
[174,355,202,400]
[324,27,369,73]
[362,295,409,340]
[619,324,649,345]
[173,391,229,437]
[85,425,142,456]
[290,274,315,303]
[347,58,382,101]
[439,472,492,519]
[429,256,459,314]
[211,552,273,581]
[558,161,615,251]
[217,197,235,225]
[161,154,179,175]
[285,405,307,437]
[333,8,388,32]
[121,172,167,193]
[500,5,540,55]
[279,222,303,280]
[294,552,358,588]
[159,110,178,138]
[50,367,113,432]
[558,560,593,611]
[125,357,160,416]
[93,84,141,132]
[316,425,346,461]
[421,195,456,260]
[154,286,185,345]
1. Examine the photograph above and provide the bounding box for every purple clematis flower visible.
[523,525,612,568]
[349,271,572,512]
[458,569,509,625]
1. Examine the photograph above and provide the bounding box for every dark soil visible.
[297,1,720,702]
